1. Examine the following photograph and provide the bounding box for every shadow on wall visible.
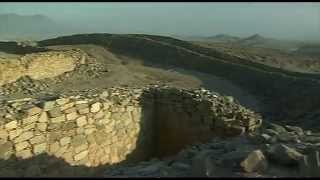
[0,90,216,177]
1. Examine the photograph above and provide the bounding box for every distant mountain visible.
[178,33,306,51]
[206,34,240,43]
[172,34,240,43]
[234,34,303,51]
[237,34,269,45]
[188,33,304,52]
[0,13,72,41]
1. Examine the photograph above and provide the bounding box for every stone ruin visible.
[0,86,262,169]
[0,49,106,96]
[0,49,85,87]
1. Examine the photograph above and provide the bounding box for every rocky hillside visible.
[36,33,320,129]
[193,41,320,74]
[1,33,320,177]
[103,122,320,177]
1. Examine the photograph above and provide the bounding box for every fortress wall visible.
[0,86,262,167]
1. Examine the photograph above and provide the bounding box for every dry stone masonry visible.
[0,49,86,87]
[0,86,262,169]
[0,49,107,96]
[152,87,262,157]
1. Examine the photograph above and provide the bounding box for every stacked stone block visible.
[0,86,262,167]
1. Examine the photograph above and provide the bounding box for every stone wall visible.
[152,87,262,157]
[0,49,86,86]
[0,86,262,167]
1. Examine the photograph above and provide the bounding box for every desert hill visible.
[177,33,304,52]
[206,34,240,43]
[0,33,319,129]
[1,33,320,177]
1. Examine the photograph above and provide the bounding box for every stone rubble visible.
[0,49,107,96]
[102,122,320,177]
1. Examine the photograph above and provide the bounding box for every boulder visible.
[277,132,297,143]
[267,144,304,166]
[259,134,272,143]
[240,150,268,173]
[219,150,251,168]
[0,141,13,160]
[268,123,287,134]
[264,129,279,136]
[285,125,304,136]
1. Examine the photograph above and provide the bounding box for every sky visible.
[0,2,319,41]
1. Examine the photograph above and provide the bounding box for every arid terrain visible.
[193,41,320,74]
[1,33,320,177]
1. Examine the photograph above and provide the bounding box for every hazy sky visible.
[0,2,319,41]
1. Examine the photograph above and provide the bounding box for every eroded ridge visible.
[0,86,262,168]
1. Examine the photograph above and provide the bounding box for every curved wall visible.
[0,86,261,167]
[0,50,84,86]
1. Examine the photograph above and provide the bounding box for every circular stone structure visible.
[0,86,262,175]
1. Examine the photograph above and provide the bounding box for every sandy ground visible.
[48,44,263,112]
